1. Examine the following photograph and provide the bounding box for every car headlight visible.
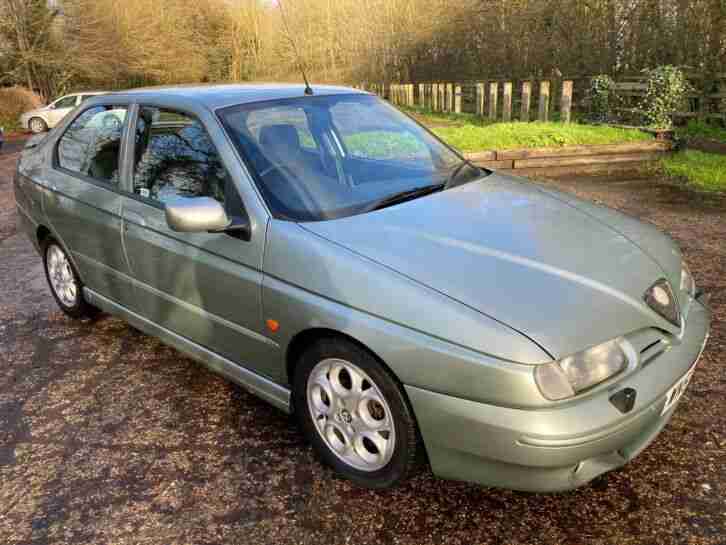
[534,338,630,400]
[644,278,680,326]
[680,260,695,296]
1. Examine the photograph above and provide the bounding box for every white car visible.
[20,92,106,134]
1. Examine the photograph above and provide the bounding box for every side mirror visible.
[165,197,231,233]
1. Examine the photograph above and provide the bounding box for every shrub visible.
[0,86,44,131]
[640,66,691,129]
[588,75,618,123]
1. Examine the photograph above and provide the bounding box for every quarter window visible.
[132,107,231,206]
[57,105,127,184]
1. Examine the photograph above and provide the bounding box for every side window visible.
[80,95,96,103]
[56,105,127,184]
[132,107,232,206]
[54,96,78,109]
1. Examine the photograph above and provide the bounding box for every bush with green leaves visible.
[588,75,617,122]
[640,66,692,129]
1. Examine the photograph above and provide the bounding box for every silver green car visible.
[14,84,711,492]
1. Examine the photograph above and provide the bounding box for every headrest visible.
[259,124,301,155]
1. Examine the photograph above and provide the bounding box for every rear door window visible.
[56,105,128,185]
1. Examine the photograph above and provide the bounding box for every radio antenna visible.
[277,0,314,96]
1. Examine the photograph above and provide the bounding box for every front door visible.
[119,106,277,378]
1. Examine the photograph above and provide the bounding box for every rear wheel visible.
[293,337,421,488]
[42,238,98,319]
[29,117,47,134]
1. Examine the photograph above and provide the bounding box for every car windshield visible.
[218,94,483,221]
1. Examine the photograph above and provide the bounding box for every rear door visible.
[119,105,278,378]
[43,103,136,307]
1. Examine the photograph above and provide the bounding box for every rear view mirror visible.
[164,197,231,233]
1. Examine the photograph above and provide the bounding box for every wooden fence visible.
[360,75,726,125]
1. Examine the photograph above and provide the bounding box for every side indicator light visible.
[266,319,280,333]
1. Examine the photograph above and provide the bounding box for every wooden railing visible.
[359,75,726,125]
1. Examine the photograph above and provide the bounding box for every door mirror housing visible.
[164,197,231,233]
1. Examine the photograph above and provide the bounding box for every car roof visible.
[115,83,369,110]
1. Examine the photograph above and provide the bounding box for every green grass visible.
[402,107,651,152]
[661,150,726,192]
[345,131,428,160]
[432,121,651,152]
[404,106,492,128]
[677,120,726,144]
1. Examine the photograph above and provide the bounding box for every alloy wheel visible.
[30,118,46,133]
[306,358,396,472]
[46,244,78,307]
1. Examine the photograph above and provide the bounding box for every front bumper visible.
[407,298,711,492]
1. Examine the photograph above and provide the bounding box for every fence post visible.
[561,80,573,123]
[489,81,498,120]
[454,84,462,113]
[502,82,512,121]
[439,84,446,112]
[477,83,485,116]
[408,84,414,106]
[538,81,550,121]
[521,81,532,121]
[418,84,425,107]
[446,83,454,112]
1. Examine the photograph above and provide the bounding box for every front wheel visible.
[29,117,48,134]
[43,238,98,319]
[293,337,422,488]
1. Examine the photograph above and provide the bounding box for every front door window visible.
[131,107,233,207]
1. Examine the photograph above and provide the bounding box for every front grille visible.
[627,328,669,367]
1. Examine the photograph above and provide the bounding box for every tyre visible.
[42,238,98,319]
[293,337,422,488]
[29,117,48,134]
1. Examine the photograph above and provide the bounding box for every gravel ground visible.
[1,144,724,545]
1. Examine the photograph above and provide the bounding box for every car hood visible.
[302,173,682,359]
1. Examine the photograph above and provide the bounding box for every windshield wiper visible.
[445,159,482,189]
[367,183,445,212]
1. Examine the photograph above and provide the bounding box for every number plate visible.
[662,332,709,416]
[661,365,696,415]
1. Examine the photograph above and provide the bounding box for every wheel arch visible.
[28,115,48,130]
[284,327,418,419]
[36,224,52,246]
[285,326,431,467]
[36,225,86,285]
